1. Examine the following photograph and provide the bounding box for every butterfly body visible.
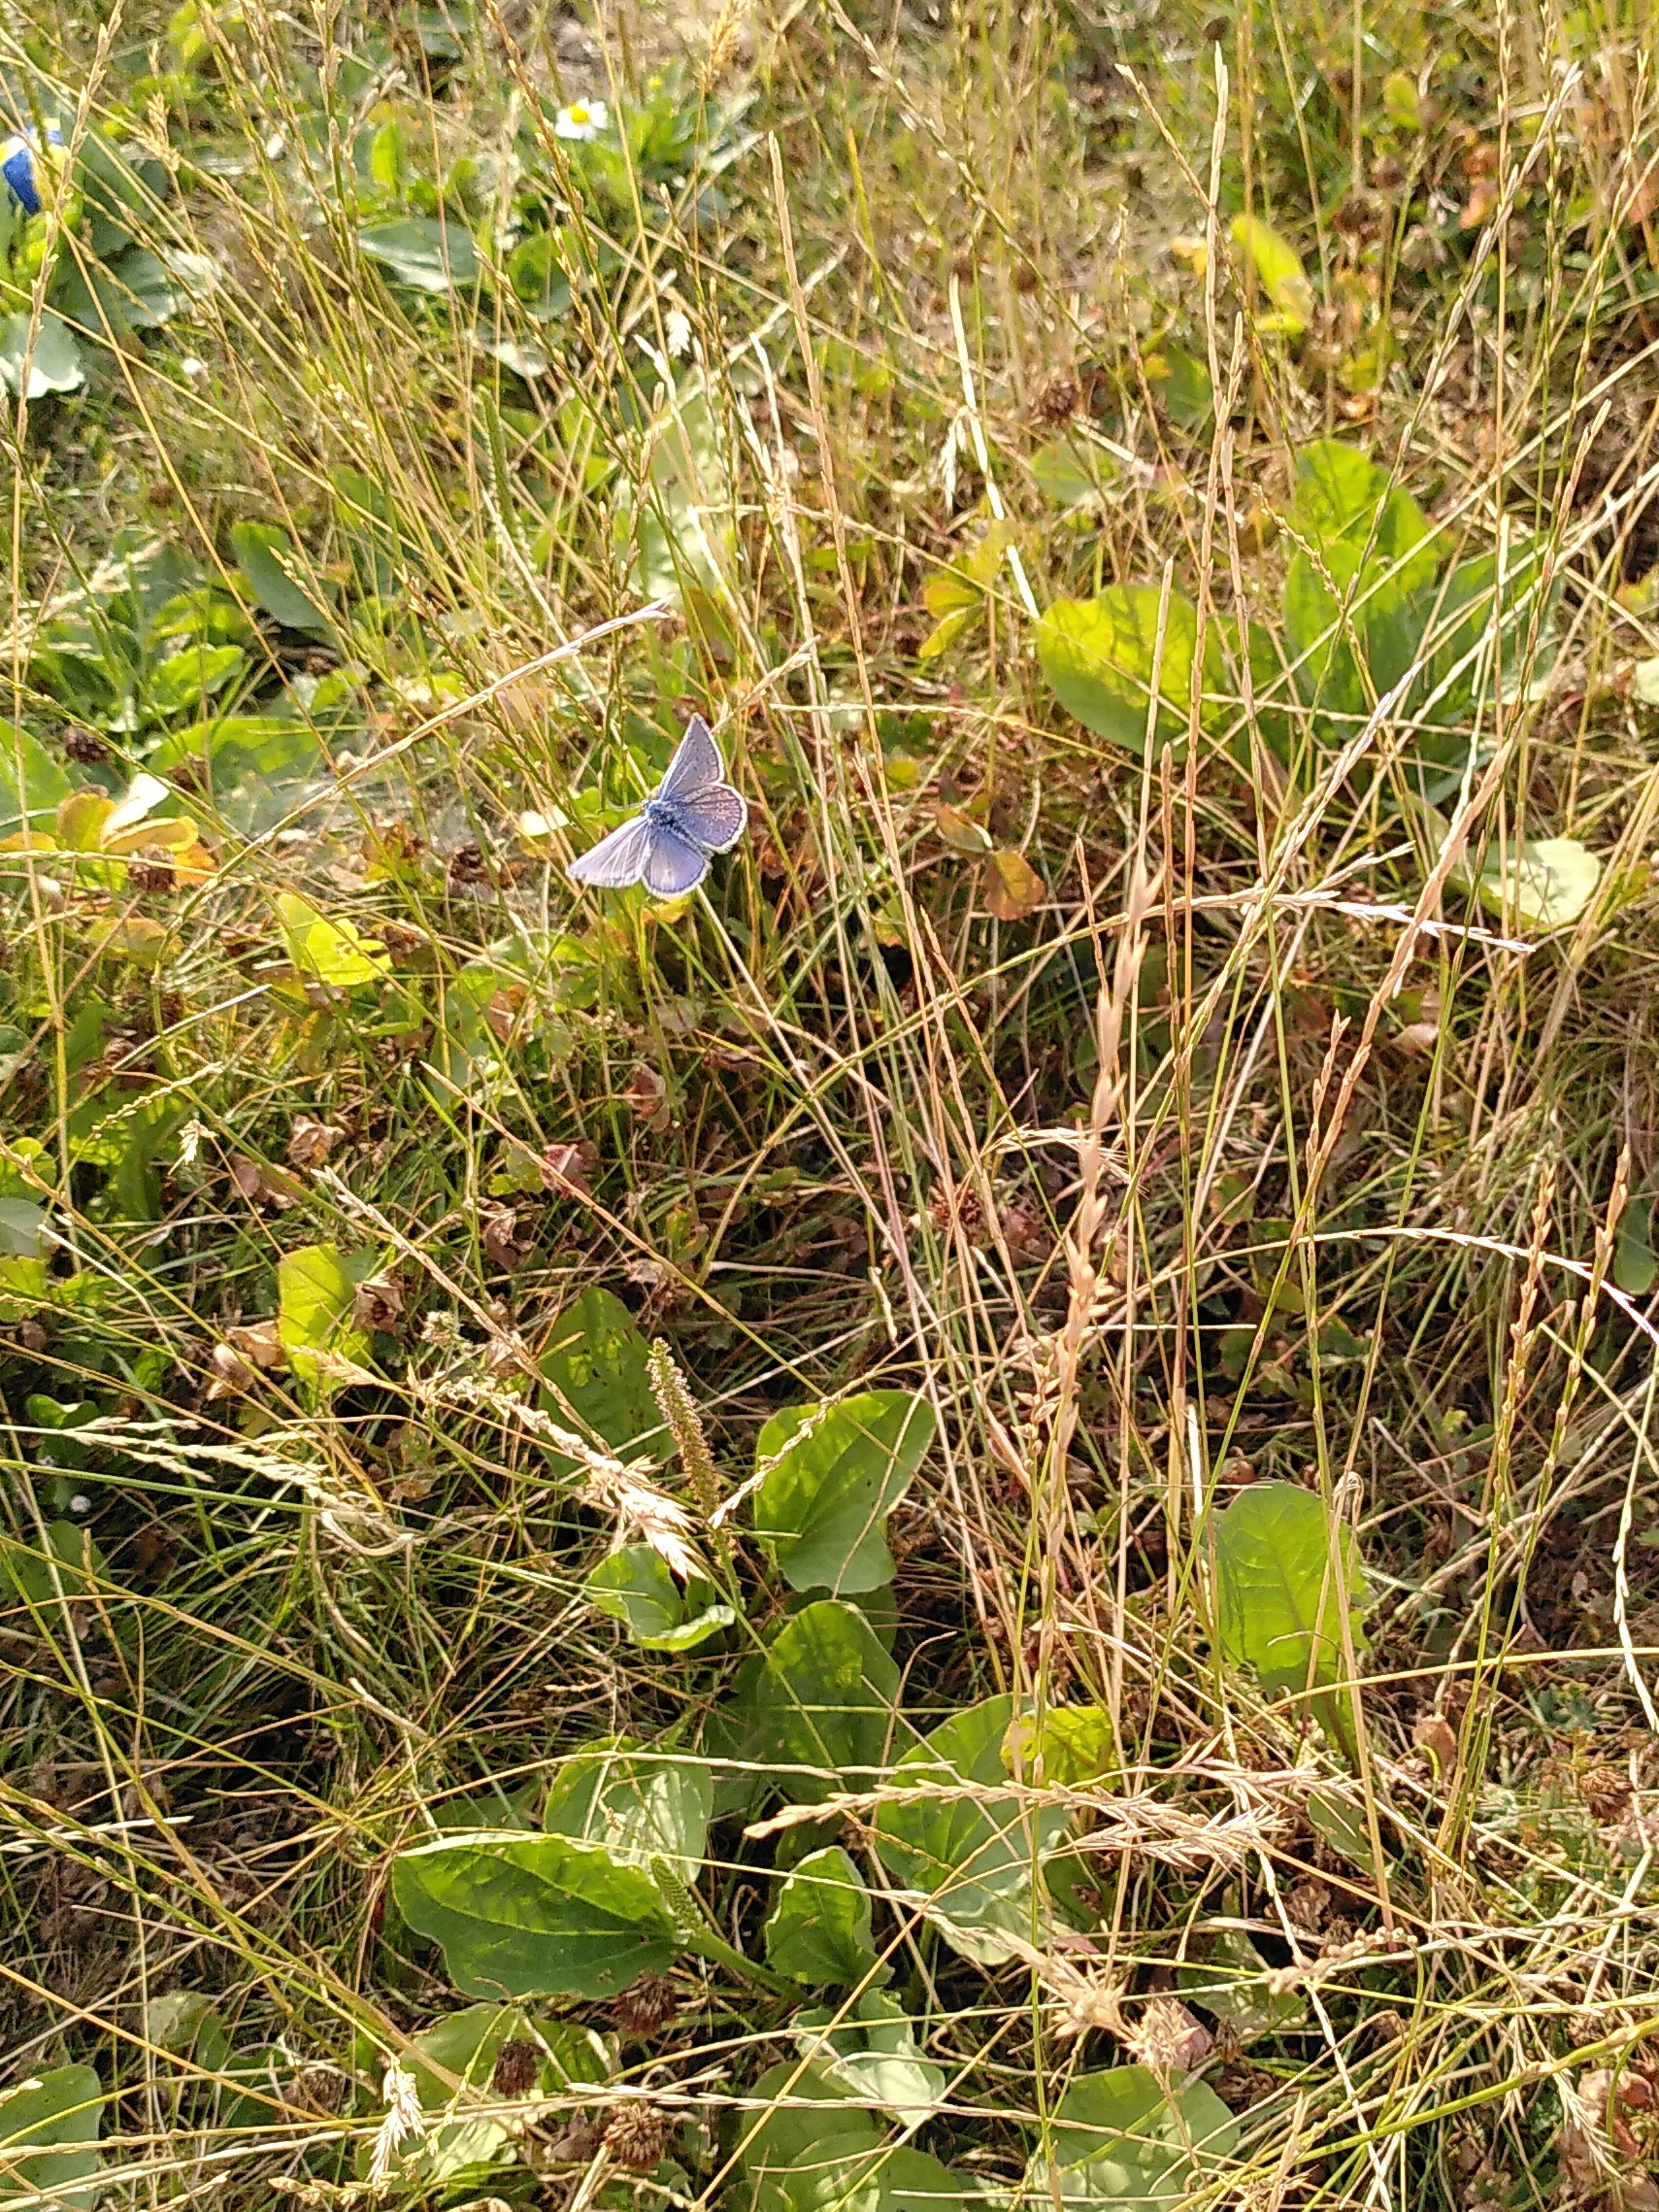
[568,715,747,897]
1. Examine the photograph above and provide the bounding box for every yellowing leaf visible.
[917,519,1017,660]
[983,848,1045,921]
[1231,215,1315,336]
[55,790,114,852]
[935,802,992,855]
[276,892,391,988]
[104,813,199,856]
[1170,235,1208,275]
[94,917,173,964]
[1382,71,1422,132]
[918,605,976,661]
[1476,836,1602,931]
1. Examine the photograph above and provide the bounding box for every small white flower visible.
[180,356,208,385]
[664,306,691,358]
[554,98,610,142]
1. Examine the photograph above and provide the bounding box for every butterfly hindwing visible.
[674,783,747,853]
[640,825,710,898]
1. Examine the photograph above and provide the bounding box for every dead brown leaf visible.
[228,1156,300,1210]
[353,1274,405,1332]
[481,1207,534,1270]
[538,1143,595,1197]
[625,1063,670,1130]
[286,1117,345,1169]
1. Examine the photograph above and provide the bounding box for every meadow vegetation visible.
[4,0,1659,2207]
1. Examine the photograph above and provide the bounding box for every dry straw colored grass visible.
[3,0,1659,2205]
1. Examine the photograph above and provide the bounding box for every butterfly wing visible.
[568,814,651,888]
[656,714,726,804]
[641,824,710,898]
[672,783,747,853]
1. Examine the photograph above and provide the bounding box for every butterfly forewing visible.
[656,714,726,804]
[567,816,652,888]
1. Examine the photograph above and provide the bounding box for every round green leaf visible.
[1212,1483,1369,1757]
[1476,835,1601,931]
[753,1391,936,1594]
[0,311,84,398]
[538,1285,667,1468]
[1029,2065,1237,2209]
[585,1543,734,1651]
[740,1599,904,1803]
[873,1695,1067,1963]
[766,1846,882,1986]
[1036,589,1211,755]
[392,1832,678,2000]
[358,215,481,292]
[0,2063,103,2209]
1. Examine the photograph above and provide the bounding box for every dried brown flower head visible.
[603,2105,667,2171]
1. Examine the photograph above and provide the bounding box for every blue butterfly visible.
[568,715,747,897]
[1,127,63,218]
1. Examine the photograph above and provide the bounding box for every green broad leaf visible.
[1146,343,1212,432]
[392,1831,678,2000]
[541,1743,713,1885]
[1474,835,1601,931]
[877,2146,980,2212]
[151,712,323,788]
[508,231,574,319]
[752,1391,936,1595]
[0,723,73,835]
[1287,442,1436,591]
[795,1990,946,2124]
[1213,1483,1370,1752]
[1027,2065,1237,2210]
[1036,588,1216,756]
[729,2060,885,2212]
[231,521,337,639]
[537,1285,666,1468]
[0,2063,103,2209]
[740,1599,904,1805]
[0,312,84,398]
[1004,1702,1116,1787]
[146,1990,233,2072]
[766,1845,884,1987]
[1230,214,1315,334]
[476,332,550,380]
[1383,70,1422,132]
[1031,437,1107,511]
[146,643,246,719]
[57,246,181,336]
[276,891,391,988]
[355,2003,609,2190]
[358,215,481,292]
[1,1520,107,1620]
[585,1544,734,1651]
[1615,1190,1657,1298]
[1175,1926,1306,2043]
[1635,656,1659,709]
[276,1242,376,1387]
[0,1198,47,1258]
[873,1695,1067,1964]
